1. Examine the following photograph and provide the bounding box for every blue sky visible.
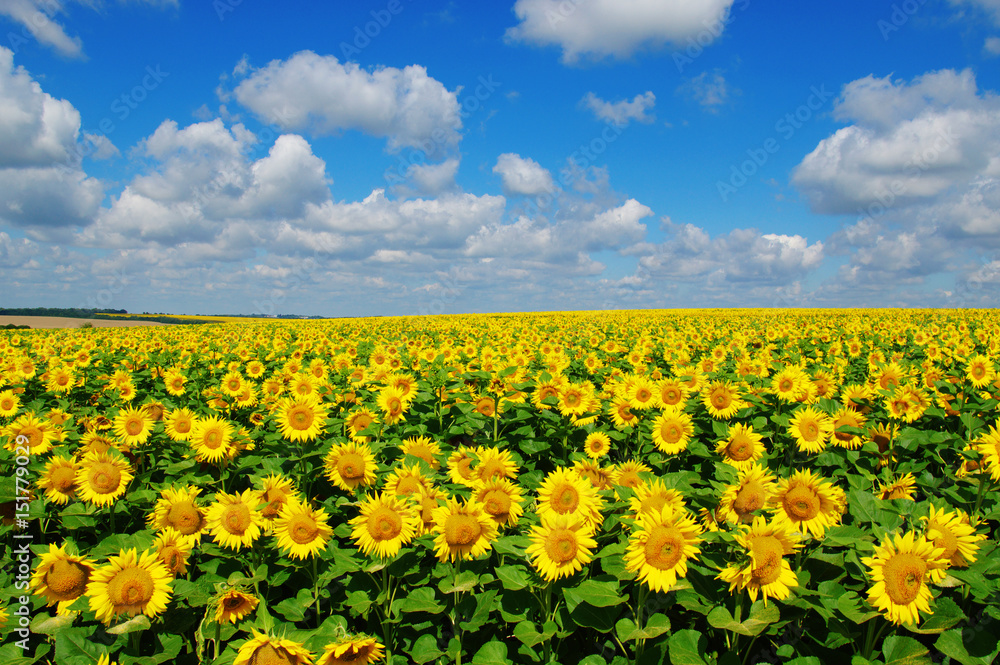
[2,0,1000,316]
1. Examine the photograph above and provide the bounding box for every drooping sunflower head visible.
[316,634,385,665]
[878,472,917,501]
[233,630,314,665]
[572,459,614,491]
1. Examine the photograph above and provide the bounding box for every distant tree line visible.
[0,307,127,318]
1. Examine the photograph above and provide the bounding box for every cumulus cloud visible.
[232,51,463,153]
[678,71,731,112]
[581,91,655,126]
[404,158,460,196]
[506,0,736,62]
[949,0,1000,24]
[493,153,555,196]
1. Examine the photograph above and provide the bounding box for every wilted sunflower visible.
[787,406,833,454]
[86,548,173,624]
[768,469,846,538]
[317,635,385,665]
[400,435,441,469]
[324,441,377,494]
[526,513,597,582]
[206,489,265,551]
[651,406,693,455]
[273,499,334,560]
[147,486,208,542]
[152,528,193,576]
[37,455,79,505]
[349,492,420,559]
[715,422,766,469]
[536,466,604,529]
[112,405,153,448]
[276,396,329,443]
[862,531,949,625]
[431,497,498,562]
[717,516,800,606]
[190,415,235,463]
[921,505,984,568]
[583,431,612,460]
[76,450,133,507]
[234,631,314,665]
[718,464,778,524]
[625,505,703,592]
[31,543,96,614]
[214,589,259,624]
[474,478,525,528]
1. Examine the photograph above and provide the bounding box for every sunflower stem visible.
[972,475,990,516]
[214,620,221,661]
[312,555,320,629]
[542,580,553,663]
[634,583,649,663]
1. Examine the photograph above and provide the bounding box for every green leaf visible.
[562,578,626,612]
[903,596,966,634]
[848,488,877,523]
[513,620,556,647]
[616,614,671,641]
[471,640,508,665]
[29,612,76,636]
[785,659,823,665]
[935,625,1000,665]
[54,627,103,665]
[668,629,709,665]
[396,586,443,614]
[460,589,498,633]
[495,564,531,590]
[273,588,313,622]
[106,614,151,635]
[836,591,881,624]
[438,570,479,594]
[881,635,931,665]
[706,602,779,636]
[172,578,212,607]
[409,635,444,664]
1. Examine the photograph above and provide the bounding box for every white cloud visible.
[493,153,555,196]
[949,0,1000,24]
[404,158,460,196]
[506,0,736,63]
[232,51,463,153]
[986,36,1000,55]
[679,71,731,112]
[581,91,655,126]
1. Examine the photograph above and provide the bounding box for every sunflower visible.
[472,447,519,484]
[3,412,56,455]
[921,505,984,568]
[611,459,652,493]
[965,354,995,389]
[787,406,833,454]
[317,635,385,665]
[206,489,265,551]
[415,485,447,536]
[626,506,703,592]
[273,499,334,560]
[345,408,378,441]
[163,369,187,397]
[162,408,197,442]
[841,383,873,413]
[214,590,259,624]
[0,388,21,417]
[702,380,744,419]
[626,376,660,410]
[583,431,612,459]
[31,543,96,614]
[234,631,314,665]
[152,528,193,576]
[558,383,592,417]
[657,379,689,408]
[717,464,778,524]
[349,492,420,559]
[715,422,765,469]
[431,497,498,562]
[447,446,481,488]
[536,466,604,529]
[650,407,693,455]
[526,513,597,582]
[112,405,153,448]
[190,415,235,463]
[974,422,1000,481]
[376,385,409,425]
[474,478,525,528]
[609,397,639,430]
[862,531,949,625]
[219,371,245,398]
[324,441,377,494]
[717,517,800,606]
[276,396,329,443]
[255,474,300,524]
[878,472,916,501]
[147,486,208,542]
[628,478,685,521]
[76,450,133,507]
[86,548,173,624]
[37,455,79,505]
[768,469,846,538]
[830,407,866,450]
[572,459,614,491]
[382,464,434,498]
[400,435,441,469]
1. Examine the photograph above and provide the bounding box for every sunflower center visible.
[250,643,296,665]
[337,453,366,481]
[713,391,731,408]
[368,506,403,541]
[659,422,683,444]
[636,389,651,403]
[394,476,423,496]
[175,419,192,434]
[663,389,681,405]
[733,481,766,518]
[88,462,122,494]
[727,436,754,461]
[553,484,580,513]
[478,459,505,481]
[159,547,185,574]
[748,536,785,586]
[125,417,144,436]
[167,500,204,535]
[482,490,511,516]
[224,595,246,610]
[972,365,986,379]
[802,421,820,440]
[223,503,252,534]
[21,426,43,449]
[45,560,89,599]
[290,406,313,430]
[783,485,820,521]
[445,514,482,546]
[107,566,155,612]
[545,528,579,564]
[50,466,77,492]
[882,552,927,606]
[288,514,320,544]
[617,471,641,488]
[203,428,223,449]
[643,525,685,571]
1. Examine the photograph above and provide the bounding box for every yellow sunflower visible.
[447,446,481,488]
[536,466,604,529]
[702,380,744,419]
[431,497,498,562]
[3,412,56,455]
[717,516,800,606]
[37,455,79,505]
[768,469,846,538]
[787,406,833,454]
[376,385,409,425]
[255,474,300,525]
[921,505,984,568]
[628,478,685,521]
[0,388,22,417]
[862,531,949,625]
[474,478,525,528]
[112,405,153,448]
[273,499,334,560]
[349,492,420,559]
[317,635,385,665]
[148,486,208,542]
[400,435,442,469]
[609,397,640,430]
[190,415,235,463]
[657,378,689,409]
[611,459,652,494]
[717,464,778,524]
[214,590,259,624]
[86,548,173,624]
[276,396,329,443]
[345,407,379,442]
[651,406,694,455]
[234,631,314,665]
[974,422,1000,481]
[625,505,703,592]
[163,369,187,397]
[31,543,96,615]
[715,422,766,469]
[878,472,917,501]
[382,464,434,498]
[583,431,612,459]
[965,354,996,388]
[76,450,133,507]
[830,407,866,450]
[324,441,377,494]
[152,528,194,576]
[472,446,520,484]
[526,513,597,582]
[205,489,265,551]
[572,459,614,491]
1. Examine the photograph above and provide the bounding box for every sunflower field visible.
[1,309,1000,665]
